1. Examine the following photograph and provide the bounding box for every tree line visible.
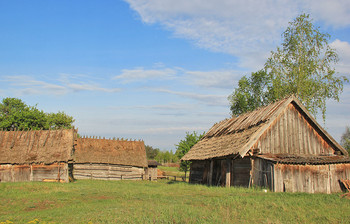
[0,97,74,130]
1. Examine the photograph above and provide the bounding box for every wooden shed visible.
[146,160,160,181]
[182,96,350,193]
[0,129,76,183]
[73,137,148,180]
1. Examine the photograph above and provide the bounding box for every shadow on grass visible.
[166,180,187,185]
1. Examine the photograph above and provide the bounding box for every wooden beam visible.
[226,158,231,187]
[208,159,213,186]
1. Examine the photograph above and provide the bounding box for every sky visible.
[0,0,349,151]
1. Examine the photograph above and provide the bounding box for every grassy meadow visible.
[0,179,350,223]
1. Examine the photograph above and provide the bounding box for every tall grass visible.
[0,180,349,223]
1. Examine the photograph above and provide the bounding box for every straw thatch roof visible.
[0,129,75,164]
[182,95,347,161]
[74,138,148,167]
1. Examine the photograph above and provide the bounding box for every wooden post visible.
[209,159,213,186]
[226,158,231,188]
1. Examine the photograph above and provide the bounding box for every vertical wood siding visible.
[254,103,334,155]
[251,158,274,190]
[189,158,251,187]
[232,157,251,187]
[73,164,145,180]
[273,163,350,193]
[189,160,208,184]
[146,167,158,181]
[0,163,69,182]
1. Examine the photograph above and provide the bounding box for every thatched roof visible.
[74,138,148,167]
[182,96,347,161]
[0,129,75,164]
[148,160,160,167]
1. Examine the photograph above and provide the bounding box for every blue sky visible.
[0,0,349,151]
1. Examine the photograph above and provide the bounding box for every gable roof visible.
[182,96,347,161]
[0,129,75,164]
[74,138,148,167]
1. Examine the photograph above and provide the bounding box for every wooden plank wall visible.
[189,160,207,184]
[232,157,251,187]
[273,163,350,193]
[190,158,252,187]
[254,103,334,155]
[251,158,273,190]
[0,163,69,182]
[73,163,145,181]
[146,167,158,181]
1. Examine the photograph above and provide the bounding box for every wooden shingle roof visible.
[182,96,347,161]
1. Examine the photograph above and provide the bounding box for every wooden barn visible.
[0,129,76,183]
[182,96,350,193]
[73,137,148,180]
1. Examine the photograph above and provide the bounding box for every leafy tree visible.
[145,145,160,159]
[175,131,205,179]
[229,70,271,116]
[341,126,350,155]
[229,14,348,120]
[0,97,74,130]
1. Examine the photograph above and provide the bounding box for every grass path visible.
[0,180,349,223]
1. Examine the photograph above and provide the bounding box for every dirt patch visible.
[90,195,114,200]
[24,200,56,212]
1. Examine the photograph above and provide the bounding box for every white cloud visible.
[125,0,350,69]
[330,39,350,77]
[2,75,120,96]
[114,67,177,83]
[303,0,350,28]
[155,88,228,106]
[113,66,241,89]
[184,70,240,89]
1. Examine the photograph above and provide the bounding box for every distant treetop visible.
[0,97,75,130]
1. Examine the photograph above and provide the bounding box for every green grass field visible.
[1,180,349,223]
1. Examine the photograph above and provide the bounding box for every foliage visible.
[1,180,350,223]
[175,131,205,176]
[229,14,348,120]
[341,126,350,155]
[145,145,178,163]
[155,150,178,163]
[145,145,160,159]
[0,97,74,130]
[229,70,272,115]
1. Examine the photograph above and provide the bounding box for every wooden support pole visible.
[226,158,231,188]
[209,159,213,186]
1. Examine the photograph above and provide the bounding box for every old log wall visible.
[0,163,69,182]
[73,163,145,180]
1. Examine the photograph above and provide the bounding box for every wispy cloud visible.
[184,70,240,89]
[113,67,177,83]
[155,88,228,106]
[113,66,241,89]
[2,75,120,96]
[125,0,350,69]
